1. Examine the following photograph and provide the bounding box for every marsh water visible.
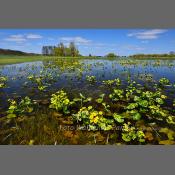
[0,57,175,144]
[1,58,175,111]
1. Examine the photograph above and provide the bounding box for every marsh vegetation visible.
[0,57,175,145]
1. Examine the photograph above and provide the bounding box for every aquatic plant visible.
[103,78,121,86]
[27,74,48,91]
[109,88,124,101]
[49,90,73,114]
[1,57,175,145]
[159,77,170,86]
[96,94,110,112]
[138,73,153,82]
[113,113,125,123]
[86,75,96,83]
[73,93,92,107]
[125,90,170,122]
[73,106,113,131]
[0,76,8,88]
[7,96,33,118]
[121,122,145,143]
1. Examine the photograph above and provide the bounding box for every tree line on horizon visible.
[42,42,80,57]
[130,52,175,58]
[42,42,119,58]
[42,43,175,58]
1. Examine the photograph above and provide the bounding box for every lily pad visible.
[132,113,141,121]
[7,113,17,119]
[159,140,175,145]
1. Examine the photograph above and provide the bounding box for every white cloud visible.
[60,36,92,45]
[26,34,43,39]
[127,29,167,40]
[60,36,120,50]
[4,33,43,43]
[4,35,26,42]
[94,43,118,47]
[141,40,149,44]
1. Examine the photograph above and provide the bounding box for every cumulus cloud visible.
[26,34,43,39]
[4,33,43,43]
[127,29,167,40]
[60,37,120,50]
[141,40,149,44]
[4,35,26,42]
[60,36,92,45]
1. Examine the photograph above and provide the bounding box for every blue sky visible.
[0,29,175,56]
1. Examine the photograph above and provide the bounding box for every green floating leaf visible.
[73,98,81,102]
[96,98,103,103]
[133,113,141,121]
[79,93,85,99]
[159,128,175,140]
[156,98,164,105]
[113,113,124,123]
[134,96,140,102]
[29,140,35,145]
[166,116,175,124]
[159,140,175,145]
[126,103,138,110]
[27,107,33,113]
[138,100,149,108]
[7,113,17,119]
[84,97,92,102]
[122,133,131,142]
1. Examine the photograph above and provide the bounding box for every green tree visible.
[65,47,71,56]
[59,42,65,56]
[69,42,79,57]
[89,54,92,57]
[47,42,80,57]
[106,53,117,58]
[54,47,61,56]
[54,42,66,56]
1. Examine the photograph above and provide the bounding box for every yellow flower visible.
[89,110,96,117]
[29,140,34,145]
[161,95,167,99]
[90,116,99,124]
[89,113,95,119]
[123,123,129,132]
[94,111,98,116]
[93,117,99,124]
[99,111,103,115]
[80,107,86,111]
[88,106,92,110]
[63,99,70,105]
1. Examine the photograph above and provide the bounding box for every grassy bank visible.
[0,55,119,65]
[131,57,175,60]
[0,55,85,65]
[0,55,55,65]
[1,55,175,65]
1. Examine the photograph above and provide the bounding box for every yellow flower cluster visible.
[89,111,103,124]
[63,99,70,105]
[80,107,87,111]
[77,106,104,124]
[161,95,167,99]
